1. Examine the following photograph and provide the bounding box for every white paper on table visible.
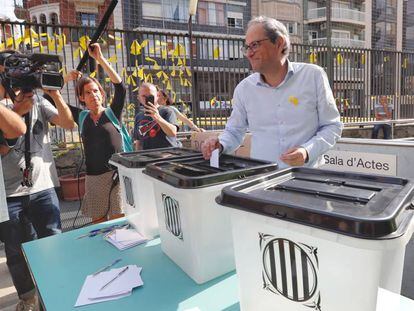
[210,149,219,168]
[75,265,143,307]
[104,228,147,250]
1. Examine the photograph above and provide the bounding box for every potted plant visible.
[59,172,86,201]
[54,142,86,201]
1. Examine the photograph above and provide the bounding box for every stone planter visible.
[59,173,86,201]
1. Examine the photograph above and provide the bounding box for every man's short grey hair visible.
[139,82,157,95]
[247,16,290,57]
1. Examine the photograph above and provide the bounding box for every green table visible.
[22,218,239,311]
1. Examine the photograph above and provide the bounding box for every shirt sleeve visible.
[171,106,180,115]
[110,82,127,121]
[218,86,248,154]
[40,96,59,122]
[0,100,19,147]
[133,113,143,141]
[301,67,343,163]
[42,93,82,125]
[162,107,179,128]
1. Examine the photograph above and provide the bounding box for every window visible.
[332,1,350,10]
[142,2,163,20]
[78,13,97,27]
[73,13,97,41]
[208,3,217,25]
[216,3,224,26]
[197,1,225,26]
[31,17,40,35]
[227,17,243,28]
[39,14,47,34]
[163,0,189,23]
[198,1,208,25]
[308,31,318,42]
[50,13,59,35]
[332,30,350,39]
[286,22,298,35]
[227,9,243,29]
[386,22,396,36]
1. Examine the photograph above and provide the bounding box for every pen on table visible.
[76,224,130,239]
[76,227,114,240]
[100,266,129,291]
[92,258,122,276]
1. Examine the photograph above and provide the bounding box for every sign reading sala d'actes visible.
[321,150,397,176]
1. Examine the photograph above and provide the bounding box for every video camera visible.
[0,50,64,93]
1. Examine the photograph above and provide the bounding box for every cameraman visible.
[0,66,75,310]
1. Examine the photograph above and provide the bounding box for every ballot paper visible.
[75,265,143,307]
[210,148,219,168]
[104,228,148,250]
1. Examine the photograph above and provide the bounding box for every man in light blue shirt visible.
[202,16,343,169]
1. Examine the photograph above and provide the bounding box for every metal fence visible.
[1,21,414,144]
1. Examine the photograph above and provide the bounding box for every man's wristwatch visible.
[304,149,309,163]
[218,143,224,155]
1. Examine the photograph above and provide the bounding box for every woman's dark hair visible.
[75,77,106,102]
[159,89,173,106]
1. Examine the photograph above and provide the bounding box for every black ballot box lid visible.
[143,154,278,188]
[216,167,414,239]
[110,147,202,168]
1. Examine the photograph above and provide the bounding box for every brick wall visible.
[26,0,114,28]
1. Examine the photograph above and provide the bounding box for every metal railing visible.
[307,7,365,23]
[310,37,365,48]
[1,21,414,143]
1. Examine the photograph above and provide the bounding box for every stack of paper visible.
[104,228,147,250]
[75,265,143,307]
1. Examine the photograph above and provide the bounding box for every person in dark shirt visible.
[134,83,178,150]
[372,95,392,139]
[67,43,126,222]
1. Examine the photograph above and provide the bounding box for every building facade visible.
[303,0,366,48]
[402,0,414,51]
[27,0,115,27]
[252,0,303,44]
[122,0,250,36]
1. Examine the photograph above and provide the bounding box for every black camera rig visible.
[0,51,63,96]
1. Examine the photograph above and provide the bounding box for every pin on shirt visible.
[288,96,299,106]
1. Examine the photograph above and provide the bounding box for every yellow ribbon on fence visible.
[213,47,220,59]
[79,36,90,50]
[336,53,343,65]
[130,40,142,55]
[309,52,317,64]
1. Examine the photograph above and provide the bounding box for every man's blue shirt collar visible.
[256,59,295,88]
